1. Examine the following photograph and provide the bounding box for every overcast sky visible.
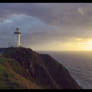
[0,3,92,51]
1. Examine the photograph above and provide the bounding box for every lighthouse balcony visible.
[14,32,21,34]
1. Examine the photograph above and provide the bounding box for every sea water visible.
[39,51,92,89]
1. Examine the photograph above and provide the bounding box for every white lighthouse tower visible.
[14,26,21,47]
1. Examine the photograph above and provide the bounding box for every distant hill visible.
[0,47,81,89]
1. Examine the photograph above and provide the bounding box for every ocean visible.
[39,51,92,89]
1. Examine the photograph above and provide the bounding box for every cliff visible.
[0,47,81,89]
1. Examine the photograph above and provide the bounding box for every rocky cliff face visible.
[0,47,81,89]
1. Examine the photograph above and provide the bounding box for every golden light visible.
[88,40,92,45]
[78,39,92,51]
[60,39,92,51]
[31,38,92,51]
[87,40,92,50]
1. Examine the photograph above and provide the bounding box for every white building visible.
[14,26,21,47]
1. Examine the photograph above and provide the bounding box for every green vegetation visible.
[0,56,41,89]
[0,47,80,89]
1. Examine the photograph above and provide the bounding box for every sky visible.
[1,3,92,51]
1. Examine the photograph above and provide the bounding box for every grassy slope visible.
[0,47,80,89]
[3,48,61,89]
[0,57,41,89]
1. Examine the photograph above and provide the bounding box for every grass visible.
[0,56,41,89]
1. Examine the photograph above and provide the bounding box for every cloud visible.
[78,7,85,16]
[0,3,91,26]
[0,3,92,50]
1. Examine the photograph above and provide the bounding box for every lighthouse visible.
[14,26,21,47]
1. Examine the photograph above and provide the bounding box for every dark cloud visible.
[0,3,92,25]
